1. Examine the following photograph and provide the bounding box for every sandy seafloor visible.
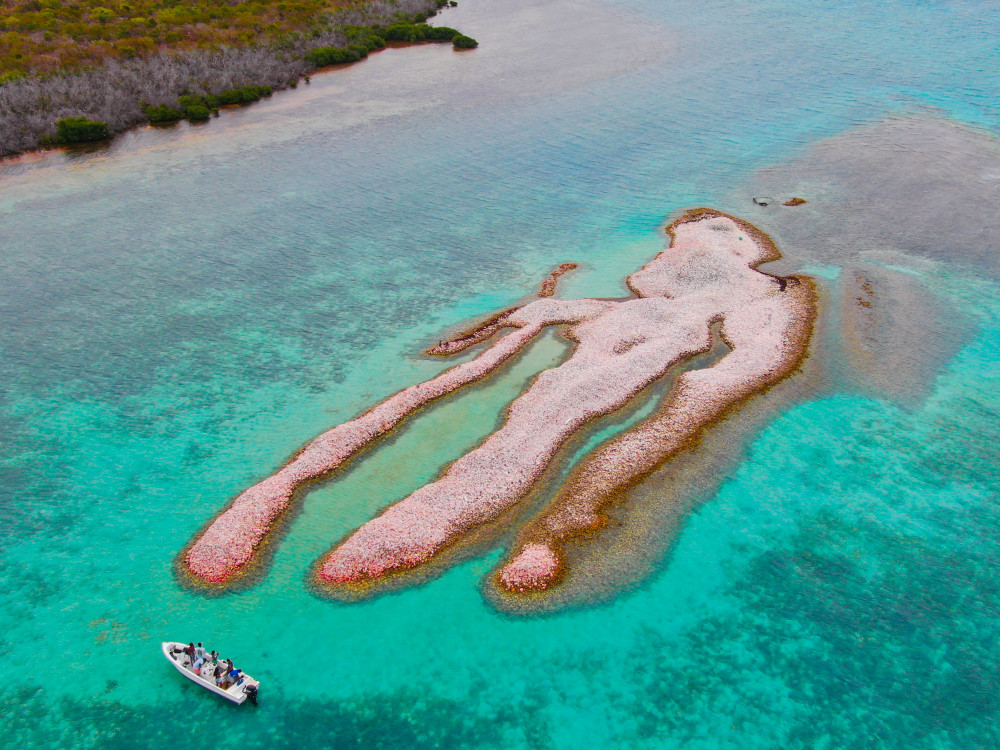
[2,0,1000,746]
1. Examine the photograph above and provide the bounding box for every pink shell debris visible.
[183,208,817,596]
[497,544,561,592]
[183,324,542,583]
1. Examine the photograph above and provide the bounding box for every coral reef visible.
[182,209,816,594]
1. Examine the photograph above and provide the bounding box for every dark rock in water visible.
[784,197,808,206]
[752,196,775,206]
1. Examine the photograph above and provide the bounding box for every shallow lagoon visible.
[2,0,1000,746]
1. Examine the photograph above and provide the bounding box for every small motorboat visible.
[162,642,260,705]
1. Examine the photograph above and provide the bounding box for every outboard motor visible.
[244,684,258,707]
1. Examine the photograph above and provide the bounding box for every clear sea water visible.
[2,0,1000,746]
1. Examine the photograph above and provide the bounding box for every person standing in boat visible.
[216,659,235,688]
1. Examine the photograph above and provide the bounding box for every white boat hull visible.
[162,642,260,705]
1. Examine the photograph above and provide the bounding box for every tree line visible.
[0,0,453,75]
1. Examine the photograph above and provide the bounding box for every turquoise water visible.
[2,0,1000,746]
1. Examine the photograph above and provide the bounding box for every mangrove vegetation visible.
[0,0,478,156]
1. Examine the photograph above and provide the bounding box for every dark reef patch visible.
[2,683,550,750]
[622,507,1000,747]
[611,370,1000,746]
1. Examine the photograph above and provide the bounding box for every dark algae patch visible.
[618,389,1000,747]
[1,684,550,749]
[626,515,1000,746]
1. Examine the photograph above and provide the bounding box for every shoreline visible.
[0,0,476,159]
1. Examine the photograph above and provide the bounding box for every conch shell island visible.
[181,209,817,597]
